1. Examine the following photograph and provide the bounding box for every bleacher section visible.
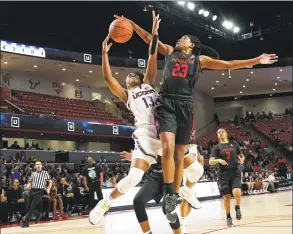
[116,102,135,124]
[10,90,123,125]
[197,122,252,146]
[253,119,292,145]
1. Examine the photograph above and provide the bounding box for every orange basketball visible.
[109,18,133,43]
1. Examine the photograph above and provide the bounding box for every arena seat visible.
[10,90,123,125]
[253,120,292,145]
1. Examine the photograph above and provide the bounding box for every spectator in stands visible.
[11,166,20,181]
[0,154,6,164]
[214,112,220,126]
[0,187,9,224]
[60,178,75,216]
[6,180,25,222]
[233,115,239,126]
[268,172,278,192]
[74,177,89,214]
[255,112,261,121]
[104,173,117,188]
[9,141,21,150]
[49,179,67,220]
[268,111,273,120]
[277,156,288,178]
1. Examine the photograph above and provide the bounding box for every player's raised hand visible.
[259,53,278,64]
[114,15,133,24]
[152,11,161,35]
[120,151,132,161]
[102,34,113,53]
[218,159,228,166]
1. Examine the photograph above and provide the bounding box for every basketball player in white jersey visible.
[89,12,161,225]
[120,143,204,234]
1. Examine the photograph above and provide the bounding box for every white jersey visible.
[127,83,158,129]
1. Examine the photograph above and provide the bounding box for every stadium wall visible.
[193,89,217,137]
[3,71,98,101]
[215,96,292,121]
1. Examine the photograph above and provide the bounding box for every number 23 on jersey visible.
[172,63,188,78]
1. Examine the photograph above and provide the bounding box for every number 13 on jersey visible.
[172,63,188,78]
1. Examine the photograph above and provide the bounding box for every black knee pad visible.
[162,199,180,230]
[133,197,148,223]
[169,215,180,230]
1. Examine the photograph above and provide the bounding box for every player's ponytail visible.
[187,35,220,59]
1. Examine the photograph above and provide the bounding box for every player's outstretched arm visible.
[200,54,278,70]
[114,14,174,56]
[144,11,160,86]
[102,35,127,104]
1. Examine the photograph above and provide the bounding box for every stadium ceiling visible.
[1,52,292,100]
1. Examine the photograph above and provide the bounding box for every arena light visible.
[34,65,37,68]
[187,2,195,10]
[222,73,225,76]
[275,83,278,85]
[250,71,254,74]
[4,61,7,64]
[277,76,280,79]
[212,15,217,21]
[199,9,204,15]
[223,21,234,29]
[239,91,242,94]
[203,11,209,17]
[115,72,119,75]
[76,79,79,82]
[273,88,276,91]
[211,87,214,90]
[270,94,272,97]
[280,68,283,72]
[235,97,237,100]
[61,82,66,86]
[62,68,66,71]
[216,80,219,83]
[89,70,93,73]
[177,1,185,6]
[246,78,250,82]
[233,27,240,33]
[243,85,246,88]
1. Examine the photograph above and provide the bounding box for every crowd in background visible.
[1,116,293,224]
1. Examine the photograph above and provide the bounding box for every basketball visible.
[109,18,133,43]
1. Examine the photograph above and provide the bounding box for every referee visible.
[20,161,52,228]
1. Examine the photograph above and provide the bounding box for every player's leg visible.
[231,169,242,220]
[156,96,178,223]
[180,155,203,209]
[162,199,181,234]
[89,158,149,225]
[219,172,234,228]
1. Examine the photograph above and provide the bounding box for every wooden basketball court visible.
[2,191,291,234]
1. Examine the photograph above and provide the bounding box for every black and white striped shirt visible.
[29,170,51,189]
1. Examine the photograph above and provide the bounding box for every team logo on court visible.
[11,116,20,128]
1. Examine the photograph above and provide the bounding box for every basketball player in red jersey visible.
[209,128,245,227]
[115,12,278,223]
